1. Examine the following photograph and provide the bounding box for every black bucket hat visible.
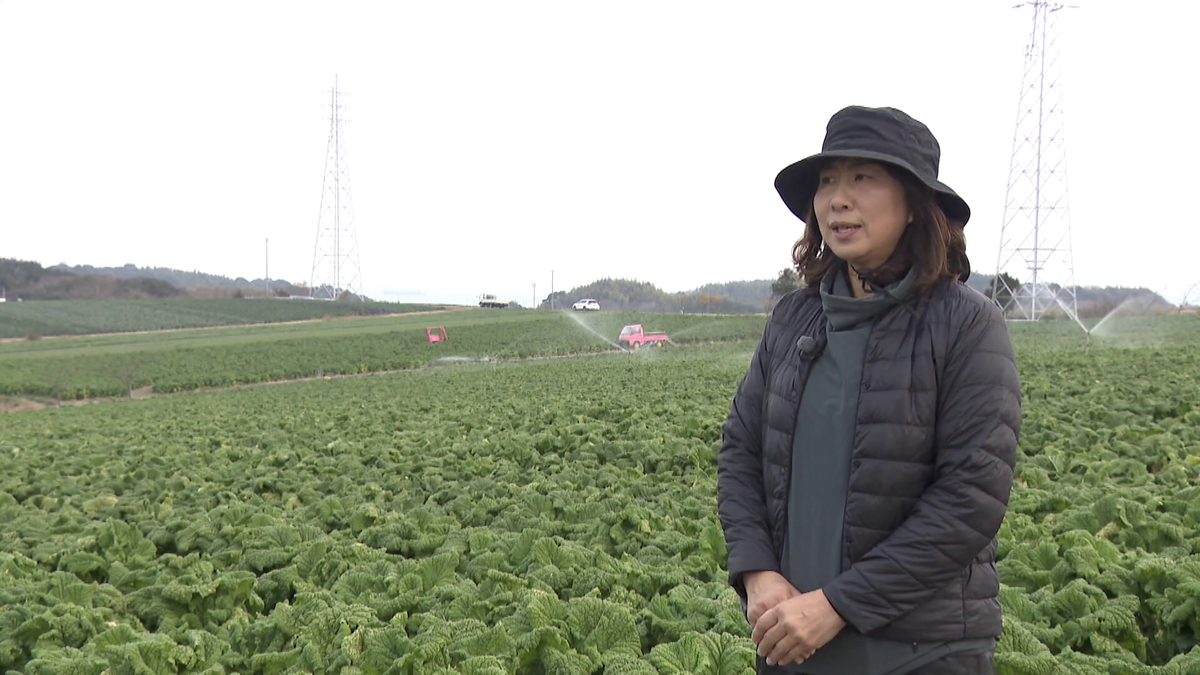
[774,106,971,226]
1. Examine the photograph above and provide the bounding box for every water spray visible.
[563,311,629,352]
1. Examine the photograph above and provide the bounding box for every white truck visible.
[478,293,511,309]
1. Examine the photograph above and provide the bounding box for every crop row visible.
[0,298,439,339]
[0,311,769,400]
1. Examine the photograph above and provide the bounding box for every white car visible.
[572,298,601,311]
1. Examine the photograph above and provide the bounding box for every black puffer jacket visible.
[717,279,1021,642]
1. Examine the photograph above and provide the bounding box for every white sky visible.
[1,1,1196,306]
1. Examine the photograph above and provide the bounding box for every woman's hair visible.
[790,163,970,293]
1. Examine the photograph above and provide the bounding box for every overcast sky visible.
[2,1,1196,306]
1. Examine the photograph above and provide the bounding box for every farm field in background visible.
[0,298,446,339]
[0,313,1198,673]
[0,311,769,400]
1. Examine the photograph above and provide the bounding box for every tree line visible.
[538,278,775,314]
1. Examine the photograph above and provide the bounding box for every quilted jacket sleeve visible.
[717,319,779,604]
[822,297,1021,634]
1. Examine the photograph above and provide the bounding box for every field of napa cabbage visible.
[0,315,1197,673]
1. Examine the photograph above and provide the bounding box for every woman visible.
[716,106,1021,675]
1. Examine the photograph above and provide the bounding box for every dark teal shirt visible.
[779,266,993,674]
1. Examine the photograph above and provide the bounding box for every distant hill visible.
[51,263,299,295]
[2,259,366,302]
[1,259,186,301]
[540,278,769,314]
[538,272,1177,318]
[9,258,1179,317]
[687,279,775,307]
[966,272,1175,319]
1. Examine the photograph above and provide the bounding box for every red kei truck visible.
[618,324,669,349]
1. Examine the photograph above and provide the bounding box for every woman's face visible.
[813,158,912,271]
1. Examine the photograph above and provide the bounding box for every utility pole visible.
[265,238,269,297]
[533,282,537,309]
[551,270,555,310]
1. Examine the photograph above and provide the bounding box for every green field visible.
[0,298,445,339]
[0,313,1198,673]
[0,310,769,400]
